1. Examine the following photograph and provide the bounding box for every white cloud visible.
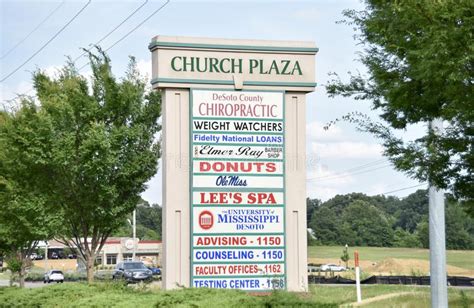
[43,65,63,78]
[0,81,34,103]
[365,182,392,195]
[80,69,93,80]
[306,121,343,142]
[306,184,339,202]
[291,8,320,21]
[310,141,383,159]
[136,59,151,80]
[305,160,357,202]
[141,159,162,205]
[306,163,354,184]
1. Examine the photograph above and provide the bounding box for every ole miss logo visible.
[199,211,214,230]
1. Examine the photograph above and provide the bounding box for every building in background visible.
[36,237,161,268]
[95,238,162,266]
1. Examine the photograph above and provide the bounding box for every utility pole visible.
[132,209,136,261]
[428,118,448,307]
[44,241,49,272]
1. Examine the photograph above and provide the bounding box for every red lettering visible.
[199,192,276,205]
[233,193,242,203]
[219,193,227,203]
[200,192,208,204]
[254,162,264,172]
[266,162,276,172]
[267,193,276,204]
[195,236,248,246]
[211,193,219,203]
[199,162,211,172]
[196,161,278,173]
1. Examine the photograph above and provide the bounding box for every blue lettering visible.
[215,175,247,187]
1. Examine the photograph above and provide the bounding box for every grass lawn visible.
[0,282,473,307]
[308,246,474,271]
[310,285,473,307]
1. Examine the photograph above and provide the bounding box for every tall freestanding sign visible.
[150,36,317,292]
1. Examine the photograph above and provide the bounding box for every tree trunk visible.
[86,252,95,283]
[19,262,26,288]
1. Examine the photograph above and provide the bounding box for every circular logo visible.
[199,211,214,230]
[125,239,134,250]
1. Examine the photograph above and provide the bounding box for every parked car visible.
[147,266,161,275]
[320,263,346,272]
[67,254,77,259]
[112,261,153,283]
[29,253,44,260]
[43,270,64,283]
[51,252,59,259]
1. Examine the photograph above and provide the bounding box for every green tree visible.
[321,193,400,217]
[309,206,341,245]
[0,106,62,287]
[326,1,473,204]
[307,230,318,246]
[338,222,357,247]
[393,228,421,248]
[306,197,321,224]
[416,221,430,249]
[142,229,160,240]
[310,193,399,246]
[24,49,161,283]
[416,198,474,249]
[395,189,428,232]
[340,245,350,268]
[111,199,162,240]
[136,202,162,239]
[445,199,474,249]
[341,200,393,247]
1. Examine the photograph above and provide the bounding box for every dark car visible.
[112,261,153,283]
[147,266,161,275]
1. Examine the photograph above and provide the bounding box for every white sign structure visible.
[191,89,285,291]
[151,35,317,292]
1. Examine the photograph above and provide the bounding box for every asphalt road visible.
[1,280,469,290]
[0,279,61,288]
[0,279,162,289]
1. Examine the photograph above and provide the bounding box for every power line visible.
[361,181,404,193]
[105,0,170,52]
[2,0,149,100]
[2,0,169,100]
[76,0,170,72]
[307,158,388,181]
[308,164,391,182]
[373,183,427,195]
[344,158,388,173]
[0,0,92,83]
[1,1,65,60]
[72,0,149,64]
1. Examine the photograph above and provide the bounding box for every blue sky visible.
[0,0,425,204]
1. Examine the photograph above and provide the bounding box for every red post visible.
[354,250,361,302]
